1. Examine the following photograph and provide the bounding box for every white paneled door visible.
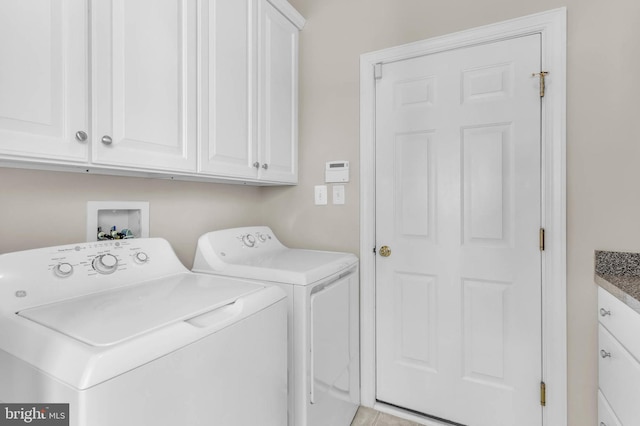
[375,35,543,426]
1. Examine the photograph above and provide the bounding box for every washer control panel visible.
[0,238,187,313]
[44,241,153,279]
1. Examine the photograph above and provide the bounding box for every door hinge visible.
[532,71,549,97]
[540,381,546,406]
[374,63,383,80]
[373,246,377,255]
[539,228,545,251]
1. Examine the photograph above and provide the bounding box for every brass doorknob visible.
[379,246,391,257]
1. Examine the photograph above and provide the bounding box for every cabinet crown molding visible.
[268,0,305,29]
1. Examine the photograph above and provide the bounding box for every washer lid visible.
[17,273,262,347]
[208,249,358,285]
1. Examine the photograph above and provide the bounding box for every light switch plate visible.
[314,185,328,205]
[333,185,345,205]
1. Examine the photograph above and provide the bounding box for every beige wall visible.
[0,168,263,267]
[2,1,640,424]
[259,1,640,425]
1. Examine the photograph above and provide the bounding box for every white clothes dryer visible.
[0,238,287,426]
[193,226,360,426]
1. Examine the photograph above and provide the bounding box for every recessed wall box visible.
[325,161,349,183]
[87,201,149,242]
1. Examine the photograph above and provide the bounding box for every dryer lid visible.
[200,249,358,286]
[193,226,359,285]
[17,273,262,346]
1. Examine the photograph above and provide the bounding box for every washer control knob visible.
[93,253,119,274]
[242,234,256,248]
[134,251,149,264]
[256,233,268,243]
[54,262,74,278]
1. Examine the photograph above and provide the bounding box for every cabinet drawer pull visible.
[262,163,269,170]
[75,131,88,142]
[600,349,611,359]
[101,135,113,145]
[599,308,611,317]
[253,161,260,169]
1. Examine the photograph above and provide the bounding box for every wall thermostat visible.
[325,161,349,183]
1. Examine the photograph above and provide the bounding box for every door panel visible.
[375,34,542,426]
[396,132,435,239]
[462,124,513,246]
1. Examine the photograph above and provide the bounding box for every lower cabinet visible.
[598,390,622,426]
[598,287,640,425]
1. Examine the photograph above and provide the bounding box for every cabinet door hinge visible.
[539,228,545,251]
[540,381,546,406]
[373,246,377,255]
[374,63,383,80]
[532,71,549,97]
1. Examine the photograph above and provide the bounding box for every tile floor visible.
[350,406,423,426]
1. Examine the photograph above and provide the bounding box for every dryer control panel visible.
[194,226,288,271]
[239,230,273,248]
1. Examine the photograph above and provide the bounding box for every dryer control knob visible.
[134,252,149,264]
[256,233,268,243]
[242,234,256,248]
[54,262,74,278]
[93,253,119,274]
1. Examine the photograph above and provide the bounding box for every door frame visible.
[359,8,567,425]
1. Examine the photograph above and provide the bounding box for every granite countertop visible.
[595,250,640,314]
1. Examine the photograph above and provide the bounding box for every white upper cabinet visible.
[258,0,299,183]
[199,0,302,183]
[0,0,302,184]
[198,0,258,179]
[0,0,88,163]
[92,0,198,172]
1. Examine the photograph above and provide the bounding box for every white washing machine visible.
[0,238,287,426]
[193,226,360,426]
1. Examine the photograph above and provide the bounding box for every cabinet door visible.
[599,286,640,359]
[599,324,640,425]
[598,390,622,426]
[258,0,298,183]
[0,0,88,163]
[198,0,258,179]
[93,0,197,172]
